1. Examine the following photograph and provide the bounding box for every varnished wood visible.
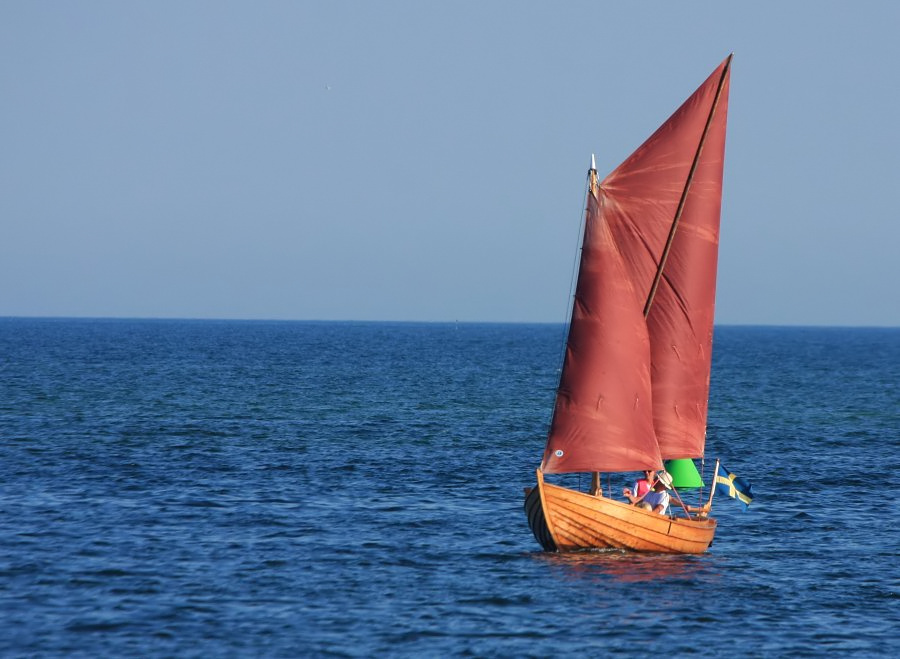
[527,469,716,554]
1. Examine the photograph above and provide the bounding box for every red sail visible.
[541,57,730,474]
[608,57,730,460]
[540,185,662,474]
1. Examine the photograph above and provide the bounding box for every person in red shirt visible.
[622,469,655,503]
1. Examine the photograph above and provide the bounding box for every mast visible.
[587,154,601,494]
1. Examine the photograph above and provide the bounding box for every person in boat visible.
[623,471,672,515]
[622,470,655,502]
[642,472,672,514]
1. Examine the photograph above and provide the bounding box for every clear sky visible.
[2,2,898,326]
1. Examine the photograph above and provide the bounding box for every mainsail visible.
[541,56,731,474]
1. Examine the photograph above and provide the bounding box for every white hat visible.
[656,470,673,489]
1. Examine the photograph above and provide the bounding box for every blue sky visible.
[2,2,898,326]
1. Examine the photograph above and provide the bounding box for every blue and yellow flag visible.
[715,464,753,509]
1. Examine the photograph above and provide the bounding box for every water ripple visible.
[0,320,898,656]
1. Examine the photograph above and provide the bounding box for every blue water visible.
[1,319,897,657]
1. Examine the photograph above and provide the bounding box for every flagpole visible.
[705,459,720,510]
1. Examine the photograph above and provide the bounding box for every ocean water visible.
[1,319,897,657]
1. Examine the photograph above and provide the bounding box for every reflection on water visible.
[535,550,724,584]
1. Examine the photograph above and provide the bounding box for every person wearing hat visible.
[643,471,672,514]
[623,471,672,515]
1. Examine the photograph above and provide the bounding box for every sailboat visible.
[525,56,732,554]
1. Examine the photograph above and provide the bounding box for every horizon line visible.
[1,315,898,330]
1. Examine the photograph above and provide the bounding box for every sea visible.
[1,318,897,657]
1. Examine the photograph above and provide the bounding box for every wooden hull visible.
[525,470,716,554]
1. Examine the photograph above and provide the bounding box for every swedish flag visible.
[715,464,753,509]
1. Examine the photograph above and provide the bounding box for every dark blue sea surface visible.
[1,319,898,657]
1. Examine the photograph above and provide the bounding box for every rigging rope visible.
[546,170,592,435]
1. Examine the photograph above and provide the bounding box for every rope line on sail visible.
[642,54,732,318]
